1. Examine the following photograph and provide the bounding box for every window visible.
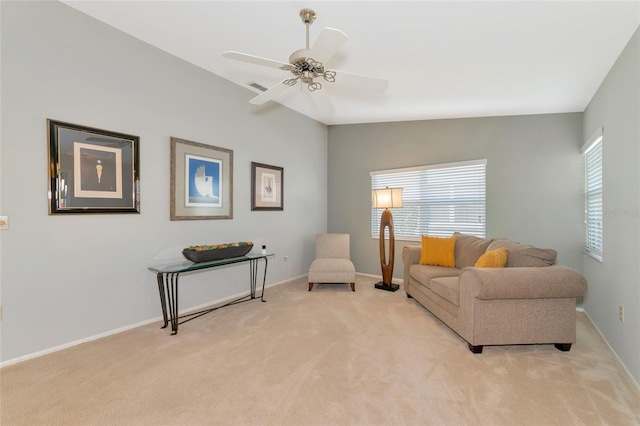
[582,128,603,261]
[370,159,486,241]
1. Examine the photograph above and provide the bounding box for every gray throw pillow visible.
[453,232,493,269]
[487,238,557,267]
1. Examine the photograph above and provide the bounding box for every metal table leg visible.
[156,273,169,329]
[167,272,179,335]
[156,257,269,335]
[249,257,268,302]
[156,272,180,335]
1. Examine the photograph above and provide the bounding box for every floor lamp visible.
[373,187,403,291]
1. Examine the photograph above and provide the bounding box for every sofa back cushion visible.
[487,238,557,267]
[453,232,493,269]
[419,235,456,267]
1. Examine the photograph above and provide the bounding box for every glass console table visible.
[148,252,274,335]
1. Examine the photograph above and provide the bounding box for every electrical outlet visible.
[284,256,289,262]
[619,306,624,323]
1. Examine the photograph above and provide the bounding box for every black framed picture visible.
[170,137,233,220]
[47,119,140,214]
[251,162,283,211]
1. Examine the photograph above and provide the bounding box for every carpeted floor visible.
[1,276,639,426]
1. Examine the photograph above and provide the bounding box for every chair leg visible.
[350,282,355,292]
[308,282,314,291]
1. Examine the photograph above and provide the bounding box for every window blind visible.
[582,128,603,261]
[371,159,487,241]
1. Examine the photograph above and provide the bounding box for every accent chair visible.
[308,233,356,292]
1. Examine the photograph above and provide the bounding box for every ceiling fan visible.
[222,9,389,114]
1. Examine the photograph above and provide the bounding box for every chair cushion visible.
[308,258,356,283]
[309,258,355,273]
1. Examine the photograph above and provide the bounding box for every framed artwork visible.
[170,137,233,220]
[251,162,283,211]
[47,119,140,214]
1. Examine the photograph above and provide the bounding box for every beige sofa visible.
[402,233,587,353]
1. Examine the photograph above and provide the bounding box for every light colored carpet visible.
[1,276,639,426]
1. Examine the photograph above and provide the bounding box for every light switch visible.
[0,216,9,230]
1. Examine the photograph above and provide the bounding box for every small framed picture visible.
[170,137,233,220]
[251,162,283,211]
[47,119,140,214]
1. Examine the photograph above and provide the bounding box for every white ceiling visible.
[62,1,640,126]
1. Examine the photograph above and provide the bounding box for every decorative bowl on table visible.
[182,241,253,263]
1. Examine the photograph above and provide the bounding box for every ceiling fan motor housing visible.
[289,49,312,64]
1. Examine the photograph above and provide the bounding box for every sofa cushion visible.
[487,238,557,267]
[475,248,508,268]
[430,276,460,307]
[409,264,461,289]
[453,232,494,269]
[419,235,456,267]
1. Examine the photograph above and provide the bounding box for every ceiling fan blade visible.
[309,88,335,115]
[223,51,290,70]
[309,27,348,64]
[249,80,293,105]
[332,70,389,92]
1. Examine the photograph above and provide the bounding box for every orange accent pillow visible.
[419,236,456,267]
[474,248,508,268]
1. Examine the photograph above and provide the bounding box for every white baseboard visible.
[582,310,640,393]
[355,272,403,285]
[0,276,295,369]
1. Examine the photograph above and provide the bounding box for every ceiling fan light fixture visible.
[308,82,322,92]
[323,70,336,83]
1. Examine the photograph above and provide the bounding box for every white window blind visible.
[582,128,603,261]
[371,159,487,241]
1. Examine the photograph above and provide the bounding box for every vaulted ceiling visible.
[62,1,640,125]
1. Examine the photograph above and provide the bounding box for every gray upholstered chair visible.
[308,233,356,291]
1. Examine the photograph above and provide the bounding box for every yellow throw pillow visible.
[474,248,508,268]
[419,236,456,267]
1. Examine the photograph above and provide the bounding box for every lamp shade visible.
[373,187,403,209]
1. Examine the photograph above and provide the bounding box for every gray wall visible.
[582,27,640,384]
[328,113,584,279]
[0,1,327,363]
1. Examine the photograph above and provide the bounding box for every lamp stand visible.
[375,208,399,292]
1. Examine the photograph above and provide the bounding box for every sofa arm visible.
[402,246,422,287]
[402,245,421,265]
[459,265,587,300]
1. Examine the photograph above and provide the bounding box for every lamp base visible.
[374,281,399,292]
